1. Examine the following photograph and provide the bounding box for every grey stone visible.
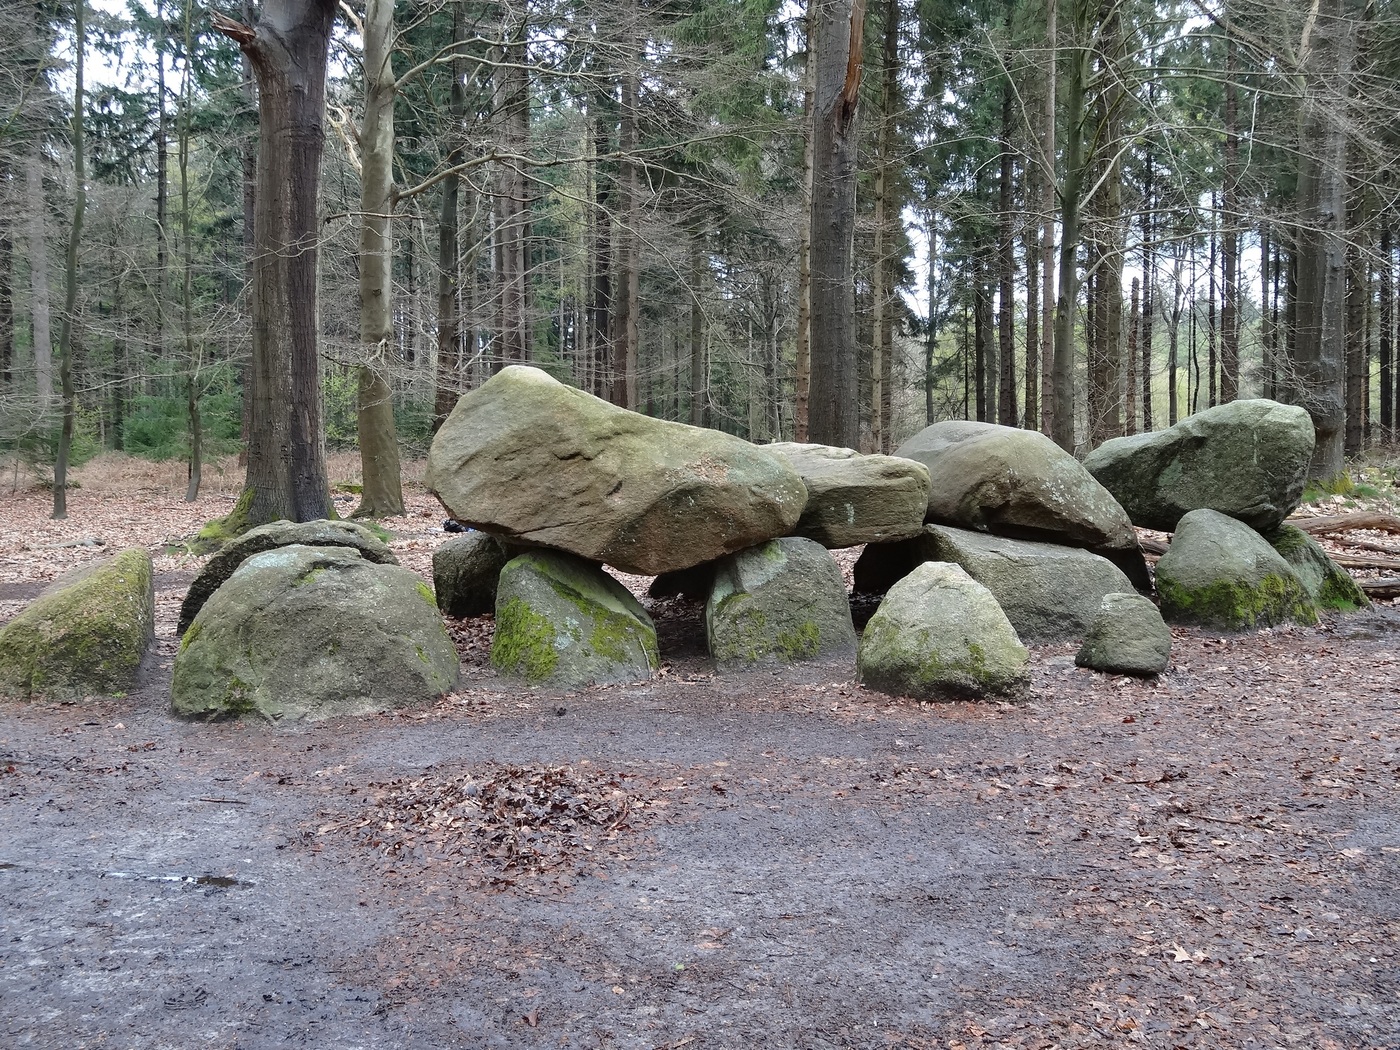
[427,366,807,575]
[1264,524,1368,613]
[857,562,1029,702]
[432,532,518,617]
[491,549,658,689]
[1084,399,1315,532]
[178,518,397,636]
[765,442,930,548]
[705,537,856,667]
[1155,509,1318,630]
[171,546,458,723]
[0,549,154,701]
[1075,593,1172,677]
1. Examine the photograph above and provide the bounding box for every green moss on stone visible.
[190,488,256,554]
[491,596,560,683]
[1317,570,1368,612]
[1158,571,1317,631]
[774,620,820,660]
[415,581,437,608]
[180,621,202,653]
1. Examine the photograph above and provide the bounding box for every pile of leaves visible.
[346,763,642,883]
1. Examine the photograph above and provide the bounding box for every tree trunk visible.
[1039,0,1057,438]
[1261,221,1275,402]
[353,0,404,518]
[589,105,613,399]
[1051,23,1088,452]
[25,153,52,409]
[794,19,815,440]
[1381,224,1392,437]
[214,0,337,527]
[180,0,201,502]
[1125,276,1139,434]
[1140,131,1154,431]
[870,0,896,450]
[495,9,531,370]
[1024,179,1039,431]
[690,237,706,427]
[1220,31,1239,403]
[432,0,467,430]
[52,0,85,521]
[808,0,866,447]
[1343,162,1367,458]
[997,27,1017,430]
[1207,201,1217,407]
[0,171,11,386]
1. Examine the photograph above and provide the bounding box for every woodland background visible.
[2,0,1398,515]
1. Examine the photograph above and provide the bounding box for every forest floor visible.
[1,452,1398,1050]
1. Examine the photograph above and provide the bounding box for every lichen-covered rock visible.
[704,537,856,667]
[1075,593,1172,677]
[1155,510,1318,630]
[1264,524,1368,613]
[853,525,1134,643]
[893,419,1146,586]
[432,531,518,617]
[0,549,154,701]
[427,366,807,575]
[171,545,458,723]
[857,562,1029,702]
[178,518,398,635]
[1084,399,1314,532]
[765,442,930,548]
[491,549,658,689]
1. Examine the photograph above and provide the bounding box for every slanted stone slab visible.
[1264,524,1368,613]
[0,549,154,701]
[172,545,458,723]
[1155,509,1318,630]
[491,549,658,689]
[1075,593,1172,677]
[426,365,807,575]
[765,442,930,548]
[857,562,1029,702]
[1084,399,1314,532]
[178,519,397,636]
[894,419,1146,586]
[705,537,856,667]
[433,532,518,617]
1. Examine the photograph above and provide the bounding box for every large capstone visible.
[432,531,518,617]
[1075,593,1173,677]
[491,549,658,689]
[704,537,857,667]
[1155,509,1318,630]
[427,366,807,574]
[894,420,1146,586]
[765,442,930,548]
[854,525,1136,643]
[1083,399,1315,532]
[178,518,398,636]
[0,549,154,701]
[857,562,1029,702]
[1264,524,1368,613]
[171,545,458,723]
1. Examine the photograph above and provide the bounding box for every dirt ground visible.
[1,457,1398,1049]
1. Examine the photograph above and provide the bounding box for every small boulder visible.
[1264,524,1368,613]
[0,549,155,701]
[894,419,1146,585]
[178,518,397,636]
[491,550,658,689]
[705,538,856,667]
[857,562,1029,702]
[1075,593,1173,677]
[765,442,930,548]
[432,532,518,617]
[854,525,1135,643]
[427,366,807,574]
[171,545,458,723]
[1084,399,1314,532]
[1155,510,1318,630]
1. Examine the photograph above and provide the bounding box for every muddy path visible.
[3,606,1399,1049]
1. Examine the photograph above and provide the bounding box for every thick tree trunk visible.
[25,153,52,409]
[808,0,865,447]
[52,0,85,521]
[354,0,404,518]
[432,1,467,430]
[1221,33,1239,403]
[997,37,1017,430]
[0,176,11,386]
[215,0,337,526]
[1381,225,1392,437]
[794,24,815,440]
[1051,27,1088,452]
[870,0,897,450]
[1343,166,1367,458]
[495,11,531,370]
[1024,180,1039,431]
[690,237,706,427]
[180,0,201,502]
[1039,0,1057,438]
[589,106,613,399]
[1140,134,1154,431]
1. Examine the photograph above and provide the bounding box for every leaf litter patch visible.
[326,762,651,888]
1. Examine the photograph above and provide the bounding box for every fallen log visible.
[1327,553,1400,572]
[1288,511,1400,536]
[1359,577,1400,601]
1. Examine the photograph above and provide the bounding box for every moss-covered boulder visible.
[857,562,1029,702]
[853,525,1134,643]
[893,419,1147,587]
[704,537,856,668]
[765,442,930,548]
[1264,524,1368,613]
[177,519,398,636]
[1075,593,1173,677]
[171,545,458,723]
[0,549,155,701]
[432,531,518,617]
[426,365,807,575]
[1155,510,1318,630]
[491,549,658,689]
[1084,399,1314,532]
